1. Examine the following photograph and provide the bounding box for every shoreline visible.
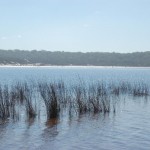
[0,65,150,68]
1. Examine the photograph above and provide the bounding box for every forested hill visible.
[0,49,150,66]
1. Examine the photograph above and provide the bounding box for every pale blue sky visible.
[0,0,150,52]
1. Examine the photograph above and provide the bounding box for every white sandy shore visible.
[0,65,150,69]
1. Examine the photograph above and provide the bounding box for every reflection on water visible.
[45,118,59,127]
[42,124,59,142]
[41,118,59,142]
[0,121,9,140]
[0,96,149,150]
[26,118,36,128]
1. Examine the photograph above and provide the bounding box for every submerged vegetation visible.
[0,80,149,123]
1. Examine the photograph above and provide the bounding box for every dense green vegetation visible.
[0,49,150,66]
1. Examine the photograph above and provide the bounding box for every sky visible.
[0,0,150,53]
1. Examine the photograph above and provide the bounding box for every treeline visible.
[0,49,150,66]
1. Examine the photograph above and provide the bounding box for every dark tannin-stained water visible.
[0,66,150,150]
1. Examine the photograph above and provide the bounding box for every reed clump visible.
[39,82,60,119]
[24,83,36,119]
[88,83,110,113]
[132,82,149,96]
[0,79,149,122]
[0,85,10,120]
[71,83,111,115]
[73,85,89,114]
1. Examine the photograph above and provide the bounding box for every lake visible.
[0,66,150,150]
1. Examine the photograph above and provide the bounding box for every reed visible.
[10,82,26,104]
[0,85,10,120]
[10,90,17,120]
[39,82,60,119]
[24,83,36,119]
[132,82,149,96]
[73,85,89,114]
[0,79,149,122]
[88,83,110,113]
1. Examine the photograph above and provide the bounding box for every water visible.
[0,66,150,150]
[0,66,150,84]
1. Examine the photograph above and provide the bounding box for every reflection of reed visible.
[45,118,59,128]
[0,121,9,139]
[26,117,35,128]
[42,120,59,141]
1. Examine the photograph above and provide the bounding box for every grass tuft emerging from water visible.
[0,80,149,123]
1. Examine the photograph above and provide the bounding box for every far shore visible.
[0,65,150,69]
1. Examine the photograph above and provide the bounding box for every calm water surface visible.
[0,66,150,84]
[0,66,150,150]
